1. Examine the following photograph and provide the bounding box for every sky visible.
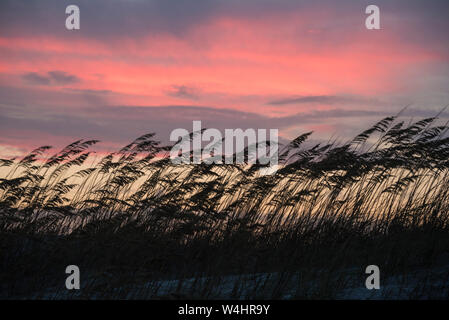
[1,0,448,157]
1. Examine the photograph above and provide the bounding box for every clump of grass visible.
[1,114,449,299]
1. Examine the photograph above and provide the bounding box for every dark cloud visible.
[268,95,382,106]
[65,89,112,95]
[22,72,51,85]
[2,99,448,152]
[0,0,448,50]
[166,85,199,100]
[47,71,79,84]
[1,83,448,147]
[0,0,219,39]
[22,71,80,86]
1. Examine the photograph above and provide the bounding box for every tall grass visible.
[1,115,449,299]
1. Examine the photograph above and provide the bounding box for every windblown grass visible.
[1,115,449,299]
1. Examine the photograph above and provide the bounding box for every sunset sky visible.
[1,0,448,157]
